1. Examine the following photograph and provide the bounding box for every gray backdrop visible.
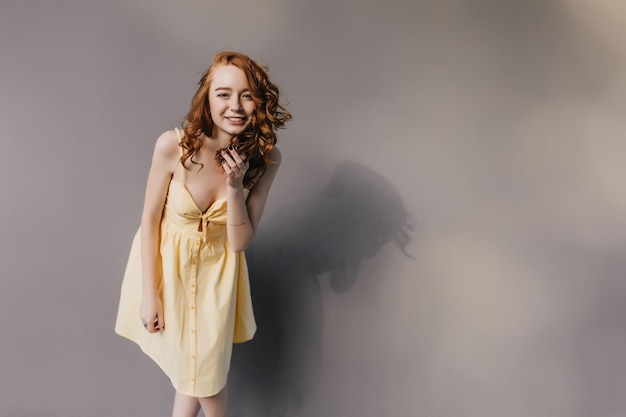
[2,1,626,416]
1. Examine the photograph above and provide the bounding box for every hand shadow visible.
[228,160,414,417]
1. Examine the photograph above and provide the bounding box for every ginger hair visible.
[181,51,291,188]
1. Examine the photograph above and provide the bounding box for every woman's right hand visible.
[140,294,164,333]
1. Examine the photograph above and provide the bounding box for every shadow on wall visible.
[228,160,414,417]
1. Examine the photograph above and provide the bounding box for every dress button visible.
[191,329,196,334]
[191,305,195,310]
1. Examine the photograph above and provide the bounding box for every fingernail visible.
[221,150,226,155]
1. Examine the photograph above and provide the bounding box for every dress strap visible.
[174,127,186,183]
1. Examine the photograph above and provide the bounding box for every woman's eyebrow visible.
[214,87,251,92]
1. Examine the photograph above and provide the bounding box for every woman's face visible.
[208,64,256,140]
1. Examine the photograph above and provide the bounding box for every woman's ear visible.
[329,258,361,293]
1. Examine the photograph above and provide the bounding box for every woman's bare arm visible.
[223,147,282,252]
[139,130,179,332]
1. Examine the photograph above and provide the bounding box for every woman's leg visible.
[172,391,201,417]
[198,385,228,417]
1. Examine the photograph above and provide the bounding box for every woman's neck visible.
[202,132,234,153]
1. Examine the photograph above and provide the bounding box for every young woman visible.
[115,51,291,417]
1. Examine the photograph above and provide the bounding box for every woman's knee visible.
[198,386,228,417]
[172,391,200,417]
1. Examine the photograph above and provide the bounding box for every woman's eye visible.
[217,93,229,98]
[242,94,253,100]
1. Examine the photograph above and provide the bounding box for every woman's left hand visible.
[221,147,249,187]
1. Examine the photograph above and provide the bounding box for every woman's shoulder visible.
[266,146,282,165]
[152,129,181,159]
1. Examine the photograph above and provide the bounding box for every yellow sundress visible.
[115,128,256,397]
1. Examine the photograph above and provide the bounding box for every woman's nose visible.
[230,98,243,111]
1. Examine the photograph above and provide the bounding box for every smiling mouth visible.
[225,117,247,122]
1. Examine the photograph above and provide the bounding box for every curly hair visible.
[181,51,291,188]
